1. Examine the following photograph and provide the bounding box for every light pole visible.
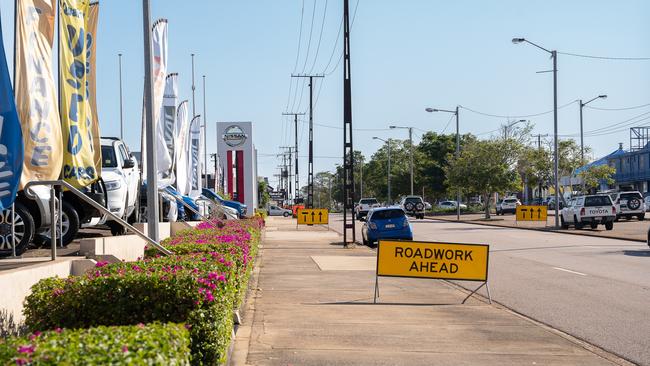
[512,37,559,228]
[504,119,527,139]
[389,125,413,195]
[425,106,461,221]
[579,95,607,162]
[373,137,391,204]
[118,53,123,140]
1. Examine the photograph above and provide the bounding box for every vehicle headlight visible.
[105,180,122,191]
[368,222,377,230]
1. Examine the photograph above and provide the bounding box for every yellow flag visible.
[14,0,63,188]
[86,2,101,177]
[59,0,97,188]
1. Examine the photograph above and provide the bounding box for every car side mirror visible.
[359,217,366,222]
[123,159,135,169]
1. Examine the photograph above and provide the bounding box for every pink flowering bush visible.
[21,218,263,365]
[0,323,190,365]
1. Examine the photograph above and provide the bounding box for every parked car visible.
[202,188,247,218]
[424,202,432,210]
[546,197,565,210]
[609,191,645,221]
[355,198,381,220]
[361,207,413,246]
[560,194,616,230]
[438,200,468,210]
[139,184,179,223]
[99,137,140,235]
[268,204,292,217]
[496,197,520,215]
[400,196,425,219]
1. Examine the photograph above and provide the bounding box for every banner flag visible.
[140,18,168,179]
[189,115,202,197]
[59,0,97,188]
[14,0,62,188]
[157,72,176,188]
[0,15,24,209]
[175,100,190,195]
[86,1,101,177]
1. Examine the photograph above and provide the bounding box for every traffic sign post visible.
[516,205,548,225]
[296,208,329,228]
[374,240,491,304]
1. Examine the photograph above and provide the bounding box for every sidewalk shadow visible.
[622,249,650,257]
[308,300,461,307]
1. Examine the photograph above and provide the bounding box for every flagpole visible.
[202,75,207,188]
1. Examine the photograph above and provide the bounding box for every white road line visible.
[553,267,587,276]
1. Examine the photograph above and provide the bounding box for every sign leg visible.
[373,275,379,304]
[485,282,492,304]
[462,282,486,304]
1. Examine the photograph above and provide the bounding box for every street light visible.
[512,37,560,228]
[389,125,414,195]
[426,106,461,221]
[504,119,527,139]
[579,95,607,161]
[373,137,391,204]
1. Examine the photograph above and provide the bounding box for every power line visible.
[286,1,306,112]
[460,100,577,119]
[308,0,329,74]
[325,0,360,76]
[440,114,454,134]
[300,0,318,72]
[557,51,650,61]
[586,102,650,111]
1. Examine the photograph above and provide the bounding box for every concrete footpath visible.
[231,217,629,366]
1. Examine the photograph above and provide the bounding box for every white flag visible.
[189,115,202,198]
[175,101,190,195]
[157,73,177,188]
[141,19,168,181]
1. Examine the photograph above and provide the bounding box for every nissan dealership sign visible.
[222,125,248,147]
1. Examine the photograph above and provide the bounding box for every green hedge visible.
[0,323,190,365]
[21,218,263,365]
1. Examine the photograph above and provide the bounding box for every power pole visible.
[342,0,355,246]
[280,146,294,202]
[291,74,324,209]
[282,112,305,204]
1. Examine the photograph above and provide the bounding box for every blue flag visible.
[0,16,24,210]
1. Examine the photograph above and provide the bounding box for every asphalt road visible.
[329,213,650,366]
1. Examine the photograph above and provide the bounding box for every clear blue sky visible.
[1,0,649,189]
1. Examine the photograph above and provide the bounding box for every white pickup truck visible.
[561,194,616,230]
[355,198,381,220]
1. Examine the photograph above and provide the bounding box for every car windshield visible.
[405,197,421,203]
[371,209,405,220]
[504,199,517,203]
[584,196,612,207]
[620,193,642,200]
[360,199,378,205]
[101,145,118,168]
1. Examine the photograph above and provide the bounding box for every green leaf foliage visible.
[0,323,190,365]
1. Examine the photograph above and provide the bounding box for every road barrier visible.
[516,205,548,223]
[296,208,329,225]
[374,240,491,304]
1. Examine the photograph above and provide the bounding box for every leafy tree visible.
[257,180,270,209]
[445,139,522,218]
[578,165,615,193]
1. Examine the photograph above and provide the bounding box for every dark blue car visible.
[202,188,247,218]
[362,207,413,246]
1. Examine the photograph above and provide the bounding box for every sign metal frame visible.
[374,239,491,305]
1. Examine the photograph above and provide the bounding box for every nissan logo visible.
[222,125,248,147]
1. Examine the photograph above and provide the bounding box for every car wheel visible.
[107,221,127,236]
[404,202,414,211]
[0,202,35,257]
[39,201,80,247]
[283,212,290,217]
[560,216,569,229]
[638,214,645,221]
[574,216,583,230]
[605,221,614,230]
[590,222,598,229]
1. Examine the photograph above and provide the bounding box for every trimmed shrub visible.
[0,322,190,365]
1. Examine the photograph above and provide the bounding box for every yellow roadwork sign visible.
[377,240,489,281]
[516,205,547,221]
[297,208,329,225]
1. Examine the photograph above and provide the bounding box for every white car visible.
[400,196,426,220]
[560,194,616,230]
[355,198,381,220]
[438,200,467,210]
[100,137,140,235]
[496,197,520,215]
[268,204,292,217]
[610,191,645,221]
